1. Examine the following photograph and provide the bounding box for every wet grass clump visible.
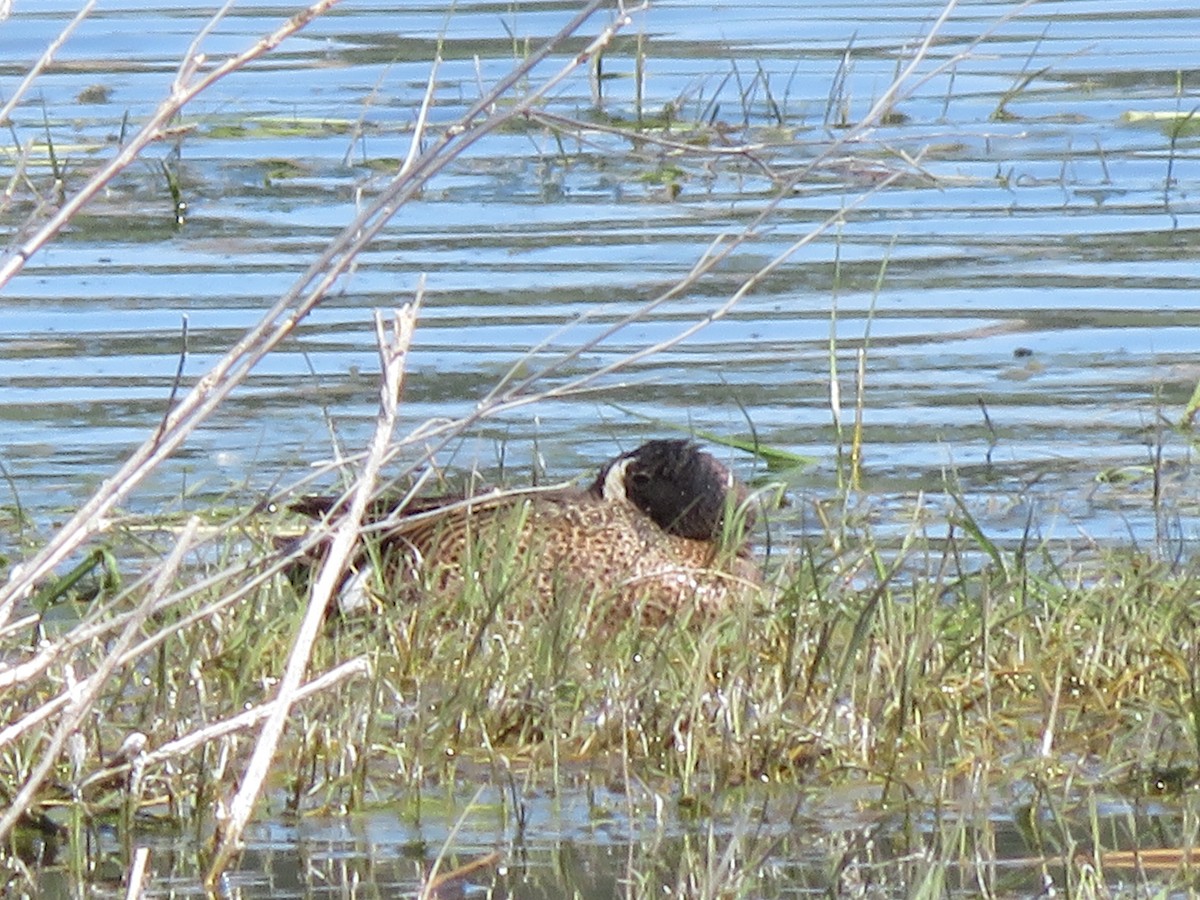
[3,489,1199,892]
[5,1,1200,894]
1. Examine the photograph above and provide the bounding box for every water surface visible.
[2,0,1198,555]
[3,0,1200,895]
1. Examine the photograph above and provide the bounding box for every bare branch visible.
[205,298,420,883]
[0,1,97,128]
[0,517,201,843]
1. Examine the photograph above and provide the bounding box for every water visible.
[3,0,1200,895]
[2,0,1198,549]
[22,778,1198,898]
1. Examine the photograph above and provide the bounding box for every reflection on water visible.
[4,1,1200,896]
[19,781,1199,898]
[1,0,1198,552]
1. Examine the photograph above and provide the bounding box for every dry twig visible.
[205,300,419,882]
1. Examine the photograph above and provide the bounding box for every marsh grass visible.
[2,0,1200,895]
[3,482,1200,893]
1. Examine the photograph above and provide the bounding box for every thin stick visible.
[422,852,502,896]
[78,656,371,790]
[401,53,440,176]
[205,299,420,885]
[0,0,341,289]
[0,0,635,625]
[0,691,68,748]
[124,846,151,900]
[0,549,286,696]
[147,656,371,766]
[418,786,487,900]
[0,517,201,843]
[0,2,97,128]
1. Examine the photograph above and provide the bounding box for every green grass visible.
[3,494,1198,892]
[4,2,1200,893]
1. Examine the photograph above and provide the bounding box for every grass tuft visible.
[1,0,1198,894]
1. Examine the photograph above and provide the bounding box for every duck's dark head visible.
[590,439,751,541]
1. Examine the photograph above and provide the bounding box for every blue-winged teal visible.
[292,439,760,621]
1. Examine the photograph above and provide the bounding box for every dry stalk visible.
[418,786,488,900]
[123,846,150,900]
[0,0,637,627]
[0,0,340,290]
[0,137,34,216]
[77,656,371,792]
[0,691,69,750]
[0,1,97,129]
[147,656,371,768]
[0,548,296,703]
[421,852,503,898]
[0,3,97,227]
[205,300,419,884]
[0,517,201,842]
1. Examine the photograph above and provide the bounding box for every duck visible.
[288,439,761,623]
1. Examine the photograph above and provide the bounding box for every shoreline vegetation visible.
[1,1,1199,895]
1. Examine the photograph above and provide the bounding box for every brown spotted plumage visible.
[293,440,760,621]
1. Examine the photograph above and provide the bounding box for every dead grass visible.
[2,0,1199,896]
[7,491,1200,892]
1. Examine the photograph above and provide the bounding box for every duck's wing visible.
[289,492,452,522]
[292,484,585,555]
[375,486,594,556]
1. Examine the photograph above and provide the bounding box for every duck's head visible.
[590,439,751,542]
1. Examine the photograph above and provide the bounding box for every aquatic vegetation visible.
[4,470,1200,893]
[2,0,1200,896]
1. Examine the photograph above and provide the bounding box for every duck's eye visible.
[629,470,651,485]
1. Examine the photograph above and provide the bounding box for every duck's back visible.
[380,489,758,622]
